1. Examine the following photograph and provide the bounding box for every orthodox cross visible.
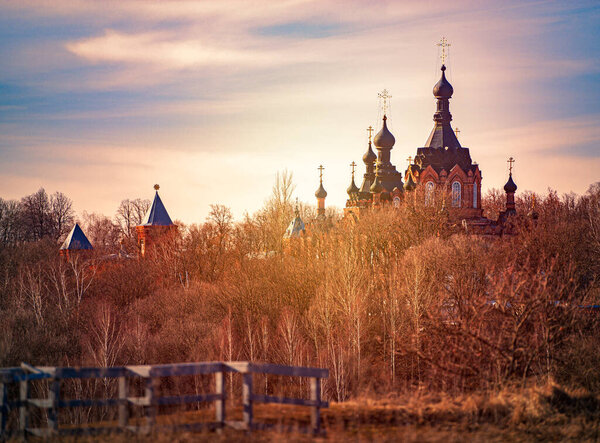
[454,127,460,136]
[367,126,374,142]
[507,157,515,174]
[437,37,451,65]
[406,156,413,166]
[318,164,324,183]
[378,89,392,115]
[350,161,357,178]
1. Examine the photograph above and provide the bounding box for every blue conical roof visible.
[141,191,173,226]
[60,223,93,250]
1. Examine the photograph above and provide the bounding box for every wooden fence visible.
[0,361,329,439]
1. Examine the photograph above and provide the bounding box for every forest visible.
[0,175,599,418]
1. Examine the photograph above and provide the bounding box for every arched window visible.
[473,182,478,208]
[452,181,461,207]
[425,181,434,206]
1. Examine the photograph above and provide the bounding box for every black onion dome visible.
[433,65,454,99]
[363,141,377,163]
[315,183,328,199]
[347,178,359,196]
[373,116,395,149]
[504,174,517,193]
[370,176,384,193]
[403,174,416,191]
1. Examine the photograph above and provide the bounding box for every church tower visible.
[315,165,327,217]
[136,184,176,257]
[406,54,483,219]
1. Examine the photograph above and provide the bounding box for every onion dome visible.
[373,116,395,149]
[403,173,416,191]
[363,141,377,164]
[315,183,327,199]
[370,176,384,193]
[347,178,359,197]
[504,174,517,193]
[433,65,453,99]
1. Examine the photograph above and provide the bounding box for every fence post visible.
[19,378,29,438]
[242,372,253,431]
[145,377,156,431]
[215,370,225,430]
[310,377,321,434]
[118,376,128,429]
[0,381,6,439]
[47,377,60,434]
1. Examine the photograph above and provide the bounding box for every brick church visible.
[338,54,520,235]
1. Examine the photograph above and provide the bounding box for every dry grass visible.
[43,382,600,442]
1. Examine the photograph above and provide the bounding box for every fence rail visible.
[0,361,328,439]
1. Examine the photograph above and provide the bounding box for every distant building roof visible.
[60,223,93,250]
[284,207,305,239]
[140,191,174,226]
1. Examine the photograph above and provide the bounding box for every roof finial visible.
[437,36,451,66]
[318,164,324,183]
[406,155,413,166]
[454,127,460,136]
[378,89,392,116]
[507,157,515,175]
[350,161,357,179]
[295,197,299,216]
[154,184,160,191]
[367,126,374,142]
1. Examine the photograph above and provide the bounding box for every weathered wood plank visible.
[118,376,128,428]
[155,394,220,405]
[149,362,224,377]
[215,371,225,427]
[58,398,123,408]
[248,362,329,378]
[0,382,7,437]
[243,372,253,430]
[48,379,60,433]
[251,394,328,408]
[19,379,28,436]
[145,377,156,428]
[310,377,321,433]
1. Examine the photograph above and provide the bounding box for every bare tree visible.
[115,198,151,238]
[50,191,74,241]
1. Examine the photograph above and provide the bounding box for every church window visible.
[425,181,434,206]
[473,182,478,208]
[452,181,461,207]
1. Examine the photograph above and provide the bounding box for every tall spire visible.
[347,161,359,199]
[141,184,173,226]
[315,165,327,216]
[424,39,461,150]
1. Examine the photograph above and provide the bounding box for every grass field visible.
[57,382,599,442]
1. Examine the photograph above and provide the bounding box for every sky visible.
[1,0,599,223]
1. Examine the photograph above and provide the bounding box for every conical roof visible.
[284,208,305,239]
[141,190,173,226]
[403,173,416,191]
[315,183,327,199]
[504,174,517,193]
[363,141,377,163]
[347,177,359,196]
[373,116,395,149]
[370,176,384,193]
[433,65,453,99]
[60,223,93,250]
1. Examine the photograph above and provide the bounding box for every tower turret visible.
[504,157,517,215]
[315,165,327,217]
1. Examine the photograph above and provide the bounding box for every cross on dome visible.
[437,37,451,65]
[367,126,374,142]
[507,157,515,174]
[377,89,392,116]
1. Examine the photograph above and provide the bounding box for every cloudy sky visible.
[1,0,599,223]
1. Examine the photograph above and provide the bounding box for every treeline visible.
[0,179,599,403]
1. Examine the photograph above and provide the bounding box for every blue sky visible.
[0,0,599,223]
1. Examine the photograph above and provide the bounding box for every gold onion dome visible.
[504,174,517,193]
[403,173,416,191]
[315,182,327,199]
[363,141,377,163]
[433,65,454,99]
[370,176,384,193]
[373,116,395,149]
